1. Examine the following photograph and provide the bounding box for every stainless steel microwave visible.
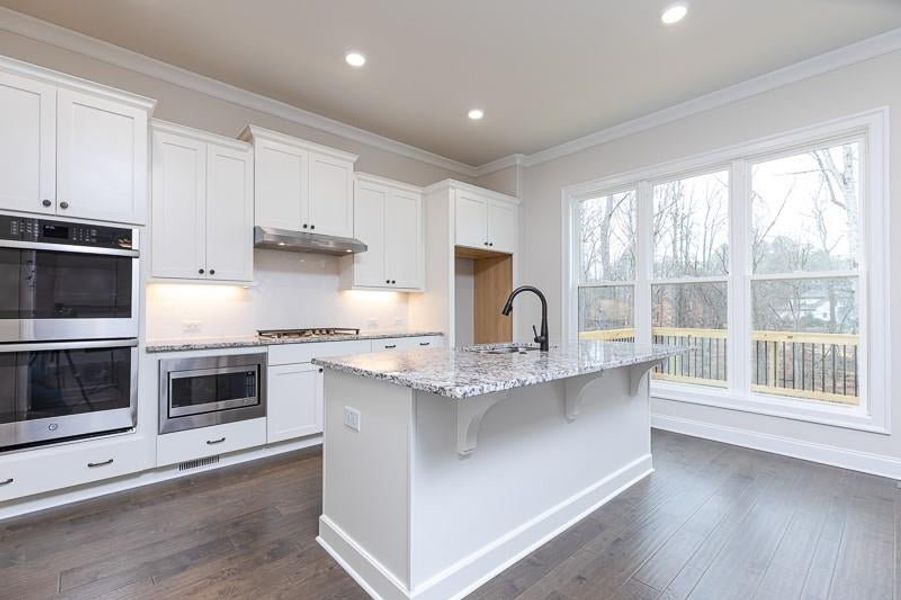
[159,353,267,434]
[0,215,139,342]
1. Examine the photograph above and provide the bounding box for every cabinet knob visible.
[198,268,205,274]
[391,280,396,284]
[489,242,494,247]
[303,224,308,229]
[59,201,69,210]
[310,224,316,230]
[41,199,52,207]
[209,269,216,275]
[318,368,323,373]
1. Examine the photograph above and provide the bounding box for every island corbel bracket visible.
[563,372,606,422]
[629,359,667,396]
[456,390,511,457]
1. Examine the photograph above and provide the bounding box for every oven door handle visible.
[0,339,139,353]
[0,239,138,258]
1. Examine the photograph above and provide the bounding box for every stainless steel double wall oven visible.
[0,215,140,450]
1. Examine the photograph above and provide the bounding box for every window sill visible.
[650,381,889,435]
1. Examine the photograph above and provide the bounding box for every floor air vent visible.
[178,455,220,472]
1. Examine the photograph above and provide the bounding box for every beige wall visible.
[517,50,901,466]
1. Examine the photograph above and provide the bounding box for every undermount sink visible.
[464,343,541,355]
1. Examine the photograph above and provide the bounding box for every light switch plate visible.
[344,406,361,432]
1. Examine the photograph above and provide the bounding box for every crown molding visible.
[472,153,526,177]
[0,6,479,178]
[511,26,901,169]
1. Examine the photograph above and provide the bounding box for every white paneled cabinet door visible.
[455,191,488,249]
[151,131,206,279]
[267,363,323,443]
[205,143,253,282]
[0,72,56,215]
[254,138,307,230]
[56,89,148,224]
[353,181,387,287]
[385,189,422,288]
[309,153,354,237]
[488,200,517,254]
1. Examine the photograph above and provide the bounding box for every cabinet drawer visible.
[372,335,443,351]
[0,435,151,503]
[156,418,266,467]
[268,340,371,366]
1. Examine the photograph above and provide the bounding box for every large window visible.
[577,190,636,341]
[750,142,861,404]
[652,171,729,387]
[566,111,889,430]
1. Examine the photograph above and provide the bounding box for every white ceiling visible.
[2,0,901,166]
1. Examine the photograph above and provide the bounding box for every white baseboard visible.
[652,414,901,480]
[0,435,323,521]
[319,454,654,600]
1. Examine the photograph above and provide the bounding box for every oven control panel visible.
[0,215,133,249]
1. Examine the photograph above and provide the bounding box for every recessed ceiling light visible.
[345,51,366,67]
[661,3,688,25]
[468,109,484,121]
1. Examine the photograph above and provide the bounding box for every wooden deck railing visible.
[579,327,859,406]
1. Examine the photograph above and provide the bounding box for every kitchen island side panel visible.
[409,367,652,592]
[320,371,414,588]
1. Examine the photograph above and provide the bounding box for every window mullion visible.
[635,180,653,345]
[728,159,751,395]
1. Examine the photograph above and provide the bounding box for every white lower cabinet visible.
[0,435,152,503]
[156,418,267,467]
[267,363,323,443]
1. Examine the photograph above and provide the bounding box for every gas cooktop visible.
[257,327,361,340]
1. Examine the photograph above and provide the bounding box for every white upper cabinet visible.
[343,173,424,291]
[0,71,56,215]
[385,189,423,288]
[205,142,254,281]
[0,58,155,224]
[453,184,519,253]
[151,121,253,282]
[455,191,489,249]
[240,126,357,236]
[309,153,354,237]
[487,198,518,254]
[253,136,307,231]
[57,89,149,224]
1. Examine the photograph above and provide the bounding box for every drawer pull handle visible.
[384,344,397,349]
[0,478,13,486]
[419,342,430,346]
[87,459,114,468]
[206,437,226,445]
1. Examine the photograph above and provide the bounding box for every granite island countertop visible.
[312,340,690,399]
[145,330,445,353]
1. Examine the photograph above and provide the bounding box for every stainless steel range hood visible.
[253,226,367,256]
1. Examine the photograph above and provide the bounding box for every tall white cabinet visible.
[240,125,357,238]
[151,121,254,282]
[0,57,154,224]
[343,173,424,291]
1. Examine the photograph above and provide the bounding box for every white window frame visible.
[561,108,890,433]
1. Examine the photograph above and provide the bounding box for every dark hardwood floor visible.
[0,430,897,600]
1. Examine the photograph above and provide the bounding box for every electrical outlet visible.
[343,406,361,432]
[183,320,202,334]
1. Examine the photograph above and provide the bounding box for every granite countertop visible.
[312,340,690,399]
[144,331,445,354]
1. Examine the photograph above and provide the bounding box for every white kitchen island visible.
[313,341,687,600]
